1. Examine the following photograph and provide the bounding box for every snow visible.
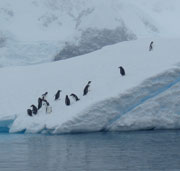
[1,38,180,134]
[0,0,179,41]
[0,0,180,134]
[0,0,180,66]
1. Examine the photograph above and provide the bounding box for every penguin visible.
[65,95,70,106]
[42,92,48,100]
[149,41,153,51]
[87,81,91,85]
[31,105,38,115]
[38,97,43,110]
[118,66,125,76]
[55,90,61,100]
[42,99,50,106]
[27,109,32,117]
[83,84,90,96]
[70,93,80,101]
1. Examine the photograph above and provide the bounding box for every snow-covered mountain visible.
[0,0,180,134]
[0,0,180,66]
[1,38,180,134]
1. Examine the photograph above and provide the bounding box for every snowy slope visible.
[0,0,180,66]
[1,38,180,134]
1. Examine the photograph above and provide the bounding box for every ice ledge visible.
[0,115,16,133]
[3,67,180,135]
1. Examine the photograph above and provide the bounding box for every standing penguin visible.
[83,81,91,96]
[27,109,32,117]
[118,66,125,76]
[31,105,38,115]
[42,99,50,106]
[42,92,48,100]
[149,41,154,51]
[65,95,70,106]
[38,97,43,110]
[83,84,90,96]
[54,90,61,100]
[70,93,80,101]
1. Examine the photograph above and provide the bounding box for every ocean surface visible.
[0,130,180,171]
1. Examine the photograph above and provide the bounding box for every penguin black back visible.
[65,95,70,106]
[55,90,61,100]
[31,105,38,115]
[83,84,90,96]
[119,66,125,76]
[149,41,153,51]
[42,99,50,106]
[42,92,48,100]
[88,81,91,85]
[38,97,43,110]
[27,109,32,117]
[70,93,80,101]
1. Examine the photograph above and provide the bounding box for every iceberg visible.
[0,38,180,134]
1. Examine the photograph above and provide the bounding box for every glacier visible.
[1,0,180,66]
[0,38,180,134]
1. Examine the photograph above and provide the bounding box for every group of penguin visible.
[27,41,153,117]
[27,81,92,117]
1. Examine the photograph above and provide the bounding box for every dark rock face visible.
[54,26,136,61]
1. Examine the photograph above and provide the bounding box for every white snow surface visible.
[0,0,180,66]
[1,38,180,134]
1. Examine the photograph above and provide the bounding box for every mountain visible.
[0,0,180,66]
[0,38,180,134]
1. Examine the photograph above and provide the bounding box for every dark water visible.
[0,131,180,171]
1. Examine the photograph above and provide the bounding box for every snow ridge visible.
[104,69,180,131]
[51,68,180,134]
[0,115,16,133]
[4,68,180,135]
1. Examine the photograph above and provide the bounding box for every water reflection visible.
[0,131,180,171]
